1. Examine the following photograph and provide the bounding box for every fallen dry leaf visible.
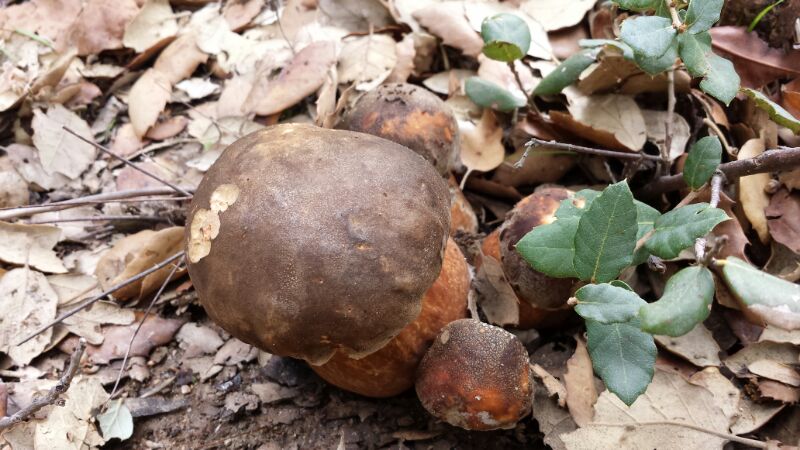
[0,0,82,52]
[688,368,740,421]
[731,395,785,435]
[338,34,397,91]
[460,109,505,177]
[0,157,28,208]
[128,68,172,138]
[474,253,520,327]
[555,92,647,151]
[94,226,185,301]
[33,376,108,449]
[757,379,800,403]
[32,105,97,180]
[642,109,691,161]
[738,138,771,244]
[62,301,136,345]
[68,0,139,55]
[146,115,189,141]
[251,40,337,116]
[531,363,568,406]
[5,144,70,191]
[0,268,58,366]
[412,2,484,57]
[563,337,597,427]
[387,32,416,83]
[0,222,66,273]
[47,273,99,306]
[222,0,265,31]
[176,322,224,358]
[766,189,800,254]
[748,360,800,387]
[213,338,258,366]
[111,123,145,158]
[724,342,800,378]
[153,32,209,85]
[521,0,594,31]
[759,326,800,345]
[710,26,800,89]
[123,0,178,53]
[655,323,722,367]
[477,56,537,100]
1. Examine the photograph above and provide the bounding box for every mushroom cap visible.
[185,123,451,365]
[499,187,577,310]
[415,319,532,430]
[337,83,459,176]
[311,238,470,397]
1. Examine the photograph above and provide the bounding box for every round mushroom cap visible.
[415,319,532,430]
[185,123,451,365]
[337,83,459,176]
[311,238,470,397]
[499,187,577,310]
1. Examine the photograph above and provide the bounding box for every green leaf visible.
[586,318,657,406]
[97,400,134,441]
[748,0,785,32]
[685,0,724,34]
[613,0,660,11]
[639,266,715,336]
[633,202,662,265]
[481,13,531,62]
[465,77,526,112]
[574,180,638,283]
[533,49,598,96]
[620,16,677,59]
[555,189,600,219]
[742,88,800,134]
[644,203,729,259]
[579,39,635,59]
[699,53,740,105]
[516,217,580,279]
[677,31,712,77]
[721,257,800,327]
[683,136,722,190]
[574,282,647,324]
[633,36,678,74]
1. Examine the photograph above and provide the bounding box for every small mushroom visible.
[415,319,532,431]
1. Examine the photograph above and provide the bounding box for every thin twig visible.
[695,172,725,263]
[62,126,191,196]
[639,146,800,197]
[17,251,186,346]
[516,138,661,169]
[109,262,181,401]
[702,118,735,155]
[0,338,86,431]
[662,68,676,176]
[0,187,194,221]
[668,2,684,29]
[508,62,539,116]
[28,215,168,225]
[589,420,769,448]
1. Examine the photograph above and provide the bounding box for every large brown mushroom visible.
[337,83,459,176]
[185,124,451,365]
[311,238,470,397]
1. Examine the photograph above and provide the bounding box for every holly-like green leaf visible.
[644,203,729,259]
[579,39,635,59]
[677,31,712,77]
[465,77,527,112]
[574,282,647,324]
[481,13,531,62]
[639,266,715,336]
[586,318,657,406]
[516,217,580,279]
[555,189,600,219]
[633,202,662,265]
[633,35,678,74]
[620,16,677,59]
[685,0,724,34]
[699,53,740,105]
[742,88,800,134]
[533,49,598,96]
[613,0,661,11]
[721,257,800,329]
[683,136,722,190]
[574,181,638,283]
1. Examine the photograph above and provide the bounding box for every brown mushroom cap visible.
[415,319,532,431]
[337,83,459,176]
[310,238,469,397]
[185,124,451,365]
[448,175,478,235]
[499,187,577,310]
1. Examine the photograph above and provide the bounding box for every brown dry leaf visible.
[779,168,800,191]
[387,32,416,83]
[338,34,397,91]
[62,301,136,345]
[68,0,139,55]
[412,2,484,57]
[748,360,800,387]
[147,116,189,141]
[531,363,568,406]
[563,337,597,427]
[0,222,66,273]
[4,144,70,192]
[521,0,594,31]
[655,323,722,367]
[738,138,771,244]
[688,368,740,421]
[213,338,258,366]
[710,26,800,89]
[460,109,505,177]
[783,78,800,119]
[222,0,265,31]
[47,273,99,307]
[0,0,82,52]
[128,68,172,138]
[561,368,735,450]
[0,157,28,208]
[731,395,785,435]
[724,342,800,378]
[153,32,209,85]
[0,268,58,366]
[123,0,179,53]
[32,105,96,179]
[474,254,520,327]
[757,379,800,403]
[94,227,185,301]
[423,69,476,95]
[0,62,32,112]
[111,123,145,158]
[316,66,338,128]
[642,109,691,161]
[766,189,800,254]
[176,322,224,358]
[554,93,647,151]
[32,376,108,449]
[477,56,537,100]
[250,40,337,116]
[531,381,578,450]
[759,326,800,345]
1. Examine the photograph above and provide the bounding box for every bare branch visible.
[516,138,661,169]
[17,251,186,346]
[694,172,725,263]
[28,215,168,225]
[0,338,87,432]
[662,69,676,176]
